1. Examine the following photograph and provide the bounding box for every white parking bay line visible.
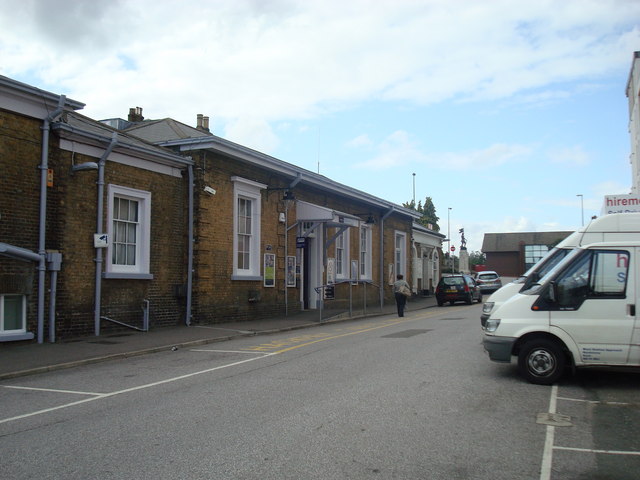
[539,387,640,480]
[0,353,275,425]
[554,446,640,456]
[540,385,558,480]
[2,385,104,396]
[557,396,632,406]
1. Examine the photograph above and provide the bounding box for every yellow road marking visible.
[243,307,466,354]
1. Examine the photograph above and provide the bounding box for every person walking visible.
[393,274,411,317]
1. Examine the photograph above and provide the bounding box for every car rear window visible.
[442,277,464,286]
[479,274,498,280]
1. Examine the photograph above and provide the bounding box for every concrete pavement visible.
[0,295,438,380]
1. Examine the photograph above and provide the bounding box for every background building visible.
[481,231,572,277]
[626,51,640,195]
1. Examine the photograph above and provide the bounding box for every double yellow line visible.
[243,307,464,355]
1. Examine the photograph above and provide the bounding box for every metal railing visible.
[101,299,150,332]
[315,281,384,322]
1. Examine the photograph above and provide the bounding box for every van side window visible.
[555,250,629,309]
[556,253,591,309]
[589,251,629,297]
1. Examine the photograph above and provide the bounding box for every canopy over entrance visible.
[296,200,360,237]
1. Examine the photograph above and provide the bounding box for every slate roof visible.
[52,112,193,167]
[122,118,421,219]
[123,118,212,143]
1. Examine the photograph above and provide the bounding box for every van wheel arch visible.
[513,333,571,361]
[515,334,572,385]
[512,332,575,385]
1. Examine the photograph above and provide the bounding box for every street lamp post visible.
[576,194,584,226]
[448,207,452,273]
[412,173,416,206]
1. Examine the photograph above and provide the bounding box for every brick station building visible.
[1,75,439,343]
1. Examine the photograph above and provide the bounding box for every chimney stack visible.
[128,107,144,122]
[196,114,210,133]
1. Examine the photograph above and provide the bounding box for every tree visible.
[402,196,440,231]
[469,251,486,268]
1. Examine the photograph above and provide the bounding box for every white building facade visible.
[626,51,640,195]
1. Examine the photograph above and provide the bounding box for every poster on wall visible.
[286,256,296,287]
[327,257,336,285]
[264,253,275,287]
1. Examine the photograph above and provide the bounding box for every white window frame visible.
[1,294,26,334]
[395,231,407,278]
[359,225,372,280]
[105,185,152,279]
[335,229,350,280]
[232,176,266,280]
[432,250,439,282]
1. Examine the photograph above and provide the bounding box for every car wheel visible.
[477,293,483,303]
[437,300,444,307]
[517,339,565,385]
[449,300,455,306]
[465,294,472,305]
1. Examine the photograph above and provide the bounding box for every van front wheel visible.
[518,339,565,385]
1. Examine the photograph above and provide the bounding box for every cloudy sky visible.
[2,0,639,251]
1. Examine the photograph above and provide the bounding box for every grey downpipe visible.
[48,270,58,342]
[379,208,394,309]
[47,252,62,343]
[94,133,118,336]
[186,164,194,326]
[37,95,66,343]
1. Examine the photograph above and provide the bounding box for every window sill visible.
[231,275,263,281]
[0,332,35,342]
[103,272,154,280]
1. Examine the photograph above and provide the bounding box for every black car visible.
[435,274,482,306]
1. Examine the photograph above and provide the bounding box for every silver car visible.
[474,271,502,293]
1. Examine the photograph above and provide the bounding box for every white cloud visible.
[1,0,638,135]
[353,130,426,169]
[353,134,532,171]
[347,134,373,149]
[548,145,591,166]
[592,180,632,197]
[426,144,533,170]
[499,216,538,233]
[223,117,280,154]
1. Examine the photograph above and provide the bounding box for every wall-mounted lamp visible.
[266,186,296,202]
[204,186,217,195]
[354,213,376,224]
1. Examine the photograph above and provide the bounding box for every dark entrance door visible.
[302,237,310,309]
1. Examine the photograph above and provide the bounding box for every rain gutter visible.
[94,132,118,336]
[37,95,66,344]
[186,164,194,325]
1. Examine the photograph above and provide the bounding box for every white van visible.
[482,239,639,384]
[481,213,640,326]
